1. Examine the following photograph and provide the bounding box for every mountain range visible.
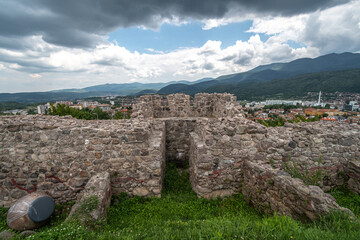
[158,52,360,97]
[1,52,360,103]
[0,78,212,103]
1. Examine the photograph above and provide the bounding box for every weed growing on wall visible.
[284,157,325,186]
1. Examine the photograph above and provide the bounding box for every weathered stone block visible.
[67,172,111,223]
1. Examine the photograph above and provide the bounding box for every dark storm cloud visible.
[0,0,351,49]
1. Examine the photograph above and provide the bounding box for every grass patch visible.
[2,163,360,239]
[0,207,8,232]
[329,187,360,217]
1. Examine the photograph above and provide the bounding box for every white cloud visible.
[247,0,360,54]
[29,73,42,78]
[0,63,4,70]
[9,63,21,69]
[0,32,329,92]
[0,1,359,92]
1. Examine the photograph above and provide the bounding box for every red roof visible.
[321,117,337,121]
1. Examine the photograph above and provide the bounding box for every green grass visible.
[329,187,360,217]
[0,206,7,232]
[1,163,360,239]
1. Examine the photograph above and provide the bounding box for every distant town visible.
[1,91,359,124]
[244,91,360,125]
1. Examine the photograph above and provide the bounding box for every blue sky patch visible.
[108,21,268,53]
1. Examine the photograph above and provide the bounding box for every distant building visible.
[37,103,51,114]
[78,101,99,108]
[69,104,83,110]
[264,100,302,106]
[98,104,111,112]
[304,108,343,116]
[344,101,359,111]
[55,101,73,106]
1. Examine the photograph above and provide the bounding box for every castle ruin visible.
[1,93,360,221]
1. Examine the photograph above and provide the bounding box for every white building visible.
[37,103,51,114]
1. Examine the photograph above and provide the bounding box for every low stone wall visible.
[190,117,360,198]
[345,159,360,194]
[242,161,350,221]
[261,122,360,190]
[0,115,165,207]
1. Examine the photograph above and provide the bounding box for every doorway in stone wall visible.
[164,119,196,169]
[162,119,197,195]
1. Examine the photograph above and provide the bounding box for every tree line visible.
[48,104,130,120]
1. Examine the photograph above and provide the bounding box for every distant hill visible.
[158,52,360,95]
[0,78,213,103]
[204,69,360,100]
[133,89,158,96]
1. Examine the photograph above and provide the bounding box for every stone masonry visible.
[1,93,360,221]
[0,115,165,207]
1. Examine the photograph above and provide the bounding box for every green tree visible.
[114,112,125,120]
[27,108,36,115]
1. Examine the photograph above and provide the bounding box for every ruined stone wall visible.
[192,94,214,117]
[242,161,350,221]
[189,117,261,198]
[192,93,240,118]
[2,93,360,221]
[164,118,197,168]
[257,122,360,191]
[0,115,165,207]
[190,117,360,220]
[190,118,360,197]
[132,93,242,119]
[166,94,191,117]
[345,159,360,195]
[131,95,162,118]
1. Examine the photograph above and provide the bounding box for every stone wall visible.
[190,117,360,198]
[1,93,360,221]
[260,122,360,190]
[189,116,360,220]
[132,93,242,119]
[0,115,165,207]
[167,94,191,117]
[345,159,360,194]
[242,161,350,221]
[131,95,161,119]
[193,93,240,118]
[189,117,260,198]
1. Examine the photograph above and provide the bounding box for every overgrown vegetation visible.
[257,114,321,128]
[1,163,360,239]
[329,187,360,217]
[258,117,285,127]
[283,157,325,186]
[49,104,130,120]
[0,207,7,232]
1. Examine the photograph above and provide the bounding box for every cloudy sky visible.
[0,0,359,93]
